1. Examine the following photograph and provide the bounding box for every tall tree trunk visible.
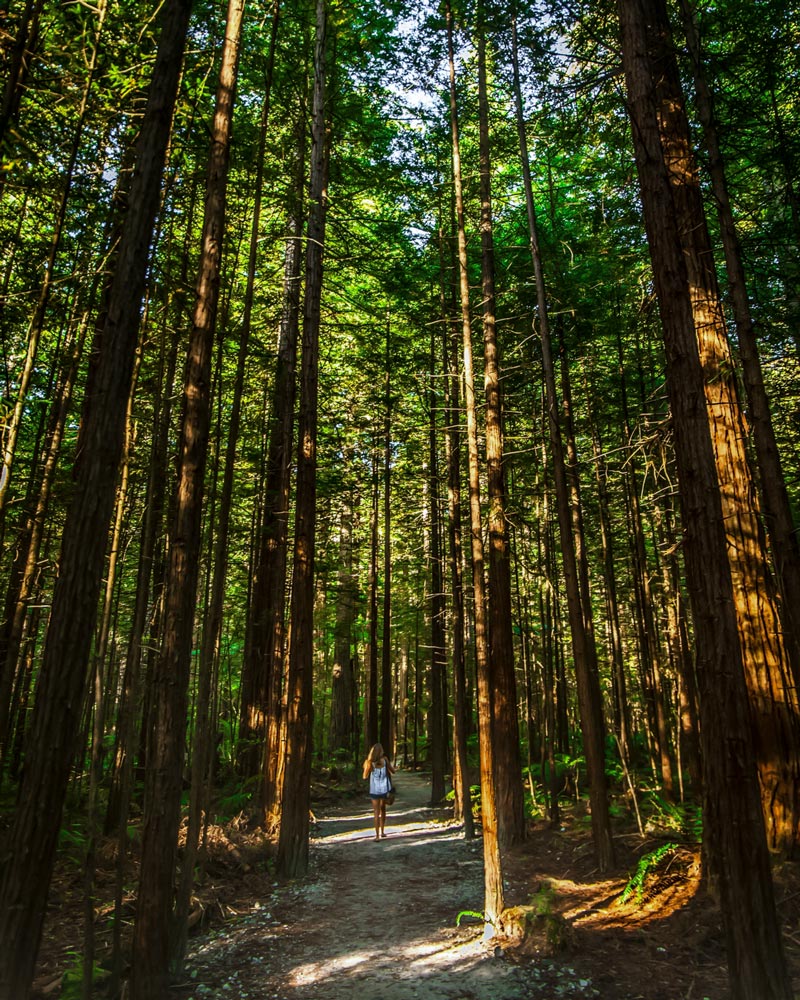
[329,483,356,754]
[538,479,560,826]
[130,0,242,987]
[617,0,793,993]
[275,0,329,878]
[679,0,800,684]
[510,12,614,870]
[364,442,380,749]
[585,384,630,759]
[477,2,524,848]
[174,0,279,969]
[107,265,183,995]
[657,498,701,795]
[625,464,674,795]
[438,228,475,840]
[380,318,393,751]
[428,319,447,804]
[646,0,800,852]
[0,0,194,988]
[445,0,503,924]
[82,345,139,999]
[241,98,305,814]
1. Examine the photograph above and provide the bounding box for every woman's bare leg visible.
[379,801,387,838]
[372,800,381,839]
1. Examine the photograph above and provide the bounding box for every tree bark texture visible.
[275,0,328,879]
[679,0,800,686]
[477,5,525,848]
[510,13,614,871]
[651,0,800,853]
[446,0,504,923]
[428,321,447,805]
[380,320,393,751]
[130,0,243,988]
[0,0,193,989]
[617,0,794,993]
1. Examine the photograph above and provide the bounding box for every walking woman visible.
[362,743,395,841]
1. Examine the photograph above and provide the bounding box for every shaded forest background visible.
[0,0,799,996]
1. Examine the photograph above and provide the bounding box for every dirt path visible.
[180,771,598,1000]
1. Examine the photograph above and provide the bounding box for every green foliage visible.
[60,951,105,999]
[621,842,680,905]
[456,909,484,926]
[215,775,262,821]
[530,881,556,916]
[445,784,482,816]
[58,823,88,853]
[644,794,702,840]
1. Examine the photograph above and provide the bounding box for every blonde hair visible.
[368,743,385,764]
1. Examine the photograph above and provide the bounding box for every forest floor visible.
[32,769,800,999]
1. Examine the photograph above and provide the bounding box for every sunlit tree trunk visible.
[678,0,800,684]
[652,0,800,852]
[618,0,794,993]
[0,0,193,987]
[445,0,503,924]
[477,2,524,848]
[510,12,614,870]
[438,218,475,837]
[657,498,701,795]
[275,0,329,878]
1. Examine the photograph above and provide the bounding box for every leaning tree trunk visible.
[129,0,243,989]
[617,0,794,994]
[477,3,525,848]
[0,0,194,989]
[510,11,614,871]
[275,0,329,879]
[445,0,504,925]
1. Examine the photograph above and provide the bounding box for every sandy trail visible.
[182,770,556,1000]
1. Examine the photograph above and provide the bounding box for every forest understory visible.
[29,769,800,1000]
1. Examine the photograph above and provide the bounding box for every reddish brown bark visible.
[617,0,794,992]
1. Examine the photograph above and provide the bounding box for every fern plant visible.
[621,842,679,904]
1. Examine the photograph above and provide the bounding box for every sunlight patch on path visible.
[287,930,497,989]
